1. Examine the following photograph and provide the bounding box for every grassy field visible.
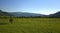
[0,18,60,33]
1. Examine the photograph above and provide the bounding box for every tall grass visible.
[0,18,60,33]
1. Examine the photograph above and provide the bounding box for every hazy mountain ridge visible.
[0,10,60,17]
[0,10,13,16]
[9,12,44,17]
[49,11,60,17]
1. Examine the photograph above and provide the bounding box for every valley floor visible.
[0,18,60,33]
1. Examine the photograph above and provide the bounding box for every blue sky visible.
[0,0,60,15]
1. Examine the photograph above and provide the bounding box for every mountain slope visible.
[49,11,60,17]
[0,10,60,18]
[9,12,44,17]
[0,10,12,16]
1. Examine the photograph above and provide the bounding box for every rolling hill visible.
[0,10,60,17]
[49,11,60,17]
[9,12,44,17]
[0,10,12,16]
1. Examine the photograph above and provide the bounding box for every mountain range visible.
[9,12,44,17]
[0,10,12,16]
[49,11,60,17]
[0,10,60,17]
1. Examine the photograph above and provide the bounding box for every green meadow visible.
[0,18,60,33]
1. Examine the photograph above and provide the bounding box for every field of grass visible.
[0,18,60,33]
